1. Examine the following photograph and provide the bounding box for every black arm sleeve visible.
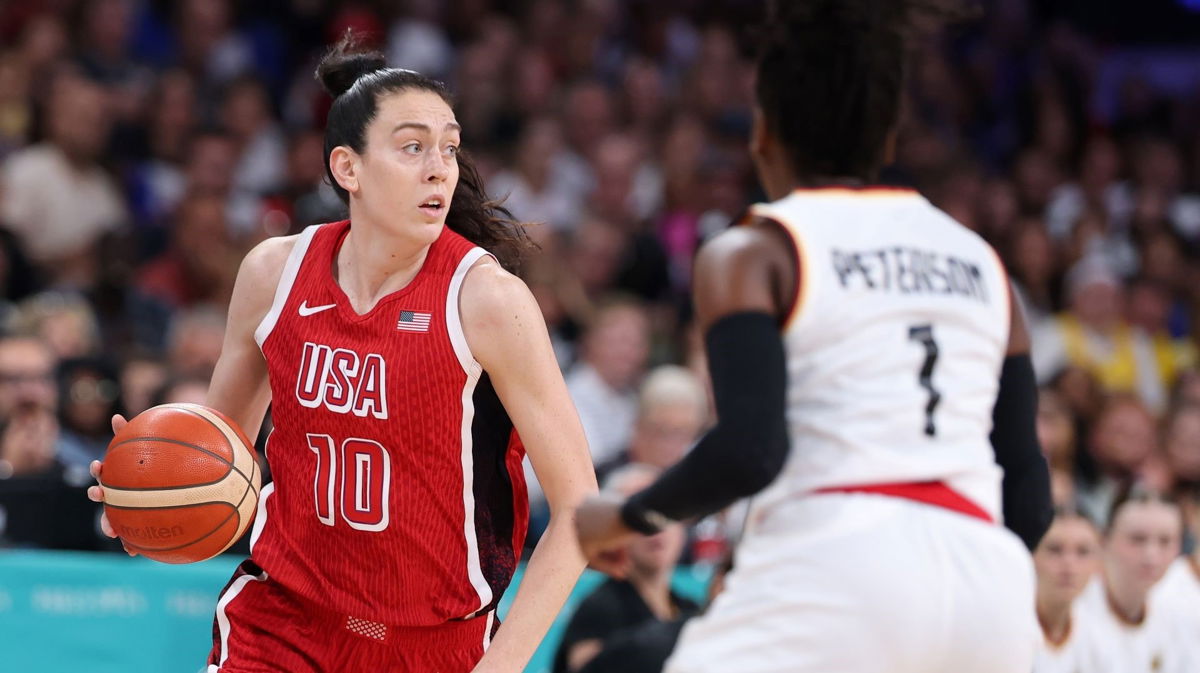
[621,312,788,532]
[990,353,1053,550]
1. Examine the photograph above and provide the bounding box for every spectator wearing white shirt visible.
[1150,483,1200,670]
[1033,507,1103,673]
[1076,486,1187,673]
[566,297,651,467]
[0,73,126,289]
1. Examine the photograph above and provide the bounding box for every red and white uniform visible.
[209,221,527,672]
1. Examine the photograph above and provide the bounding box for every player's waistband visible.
[813,480,993,523]
[224,560,495,647]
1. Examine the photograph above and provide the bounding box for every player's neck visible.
[1035,598,1072,643]
[1103,573,1147,625]
[336,223,431,313]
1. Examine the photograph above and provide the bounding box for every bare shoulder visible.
[693,220,795,328]
[459,255,539,331]
[229,234,303,321]
[459,256,546,367]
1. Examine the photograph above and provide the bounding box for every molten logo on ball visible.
[119,524,184,541]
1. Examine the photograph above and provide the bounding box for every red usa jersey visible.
[250,220,528,626]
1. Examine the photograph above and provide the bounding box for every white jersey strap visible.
[254,224,320,349]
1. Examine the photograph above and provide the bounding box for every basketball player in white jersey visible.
[575,1,1053,671]
[1032,508,1103,673]
[1076,487,1189,673]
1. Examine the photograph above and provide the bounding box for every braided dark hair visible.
[315,34,533,272]
[756,0,977,182]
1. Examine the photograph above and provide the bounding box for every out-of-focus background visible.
[0,0,1199,671]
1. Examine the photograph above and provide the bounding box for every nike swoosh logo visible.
[298,301,337,317]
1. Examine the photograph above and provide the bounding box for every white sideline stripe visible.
[215,569,267,667]
[483,610,495,650]
[254,224,319,348]
[447,247,494,614]
[249,481,275,552]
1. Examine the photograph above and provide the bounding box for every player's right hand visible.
[87,414,138,556]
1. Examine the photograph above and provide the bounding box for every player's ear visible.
[329,145,361,195]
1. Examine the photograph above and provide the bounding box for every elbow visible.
[714,424,789,497]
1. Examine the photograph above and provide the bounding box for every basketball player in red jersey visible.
[88,36,597,673]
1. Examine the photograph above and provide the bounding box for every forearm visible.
[475,512,587,673]
[622,312,789,530]
[990,353,1053,549]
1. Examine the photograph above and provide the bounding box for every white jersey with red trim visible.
[743,187,1011,534]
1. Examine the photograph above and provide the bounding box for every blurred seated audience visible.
[553,464,699,673]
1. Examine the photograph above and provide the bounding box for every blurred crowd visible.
[0,0,1199,671]
[0,0,1197,619]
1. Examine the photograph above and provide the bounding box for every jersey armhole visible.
[740,209,806,330]
[253,225,320,350]
[447,247,493,376]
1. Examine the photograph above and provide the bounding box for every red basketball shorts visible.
[206,561,494,673]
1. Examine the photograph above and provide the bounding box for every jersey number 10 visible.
[307,433,391,531]
[908,324,941,437]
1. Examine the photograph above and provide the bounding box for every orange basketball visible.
[100,403,261,564]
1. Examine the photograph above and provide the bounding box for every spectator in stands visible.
[1033,256,1183,412]
[55,357,120,470]
[1037,388,1079,505]
[116,353,168,418]
[135,192,239,310]
[553,464,698,673]
[595,365,708,484]
[0,334,60,478]
[0,73,125,289]
[1162,404,1200,487]
[1032,507,1102,672]
[566,297,651,466]
[1074,487,1186,672]
[1150,483,1200,669]
[1078,394,1159,526]
[9,291,102,361]
[219,75,286,208]
[164,305,225,379]
[489,118,580,232]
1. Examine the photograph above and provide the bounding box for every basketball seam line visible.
[174,405,261,501]
[104,436,254,489]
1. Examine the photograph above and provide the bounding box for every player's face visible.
[1033,517,1100,606]
[1105,501,1182,594]
[355,89,461,242]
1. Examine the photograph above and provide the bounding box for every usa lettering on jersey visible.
[295,342,388,419]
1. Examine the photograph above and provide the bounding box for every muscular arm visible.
[204,236,296,438]
[461,258,598,673]
[990,282,1053,549]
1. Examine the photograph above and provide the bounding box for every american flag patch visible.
[396,310,432,332]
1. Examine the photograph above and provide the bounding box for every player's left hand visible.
[574,494,638,579]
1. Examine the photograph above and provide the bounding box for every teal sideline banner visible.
[0,551,711,673]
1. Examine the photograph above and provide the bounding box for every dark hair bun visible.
[316,33,388,98]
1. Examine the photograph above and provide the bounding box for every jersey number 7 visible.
[307,433,391,531]
[908,324,941,437]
